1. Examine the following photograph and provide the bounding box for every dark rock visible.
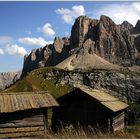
[22,15,140,75]
[121,21,133,30]
[132,20,140,34]
[70,15,136,66]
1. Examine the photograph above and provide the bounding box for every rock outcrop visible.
[22,37,70,76]
[22,15,140,75]
[0,71,21,90]
[132,20,140,34]
[131,20,140,65]
[70,15,136,66]
[37,69,140,103]
[121,21,133,30]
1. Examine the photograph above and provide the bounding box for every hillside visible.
[56,52,121,70]
[4,67,140,103]
[4,67,71,99]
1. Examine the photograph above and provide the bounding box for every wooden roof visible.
[78,86,128,112]
[0,91,59,113]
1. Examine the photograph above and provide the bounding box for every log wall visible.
[112,112,125,131]
[0,109,46,138]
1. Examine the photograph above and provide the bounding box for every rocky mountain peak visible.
[53,37,64,53]
[133,20,140,34]
[22,15,140,75]
[100,15,114,23]
[121,21,133,30]
[70,16,92,48]
[70,15,136,65]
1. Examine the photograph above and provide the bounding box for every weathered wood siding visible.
[52,91,111,131]
[112,112,125,131]
[0,109,45,138]
[52,89,127,132]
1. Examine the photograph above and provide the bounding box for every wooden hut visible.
[52,86,128,132]
[0,91,58,138]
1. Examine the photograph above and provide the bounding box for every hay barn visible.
[0,91,58,138]
[52,86,128,132]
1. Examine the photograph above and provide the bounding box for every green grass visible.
[4,67,72,98]
[5,77,33,92]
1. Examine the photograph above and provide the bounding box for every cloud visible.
[95,2,140,26]
[0,36,13,45]
[37,23,55,36]
[4,44,27,57]
[55,5,85,24]
[19,37,53,47]
[0,48,4,55]
[0,36,27,57]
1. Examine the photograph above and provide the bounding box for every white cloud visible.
[18,37,53,47]
[55,5,85,24]
[95,2,140,26]
[0,48,4,55]
[4,44,27,57]
[37,23,55,36]
[0,36,13,45]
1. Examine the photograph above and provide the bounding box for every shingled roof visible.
[78,86,128,112]
[0,91,59,113]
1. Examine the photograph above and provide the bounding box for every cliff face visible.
[22,37,70,75]
[22,15,140,76]
[0,71,21,90]
[131,20,140,65]
[70,15,136,66]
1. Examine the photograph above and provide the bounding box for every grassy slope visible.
[4,67,71,99]
[3,67,72,124]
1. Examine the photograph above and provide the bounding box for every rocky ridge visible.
[0,71,21,90]
[131,20,140,66]
[22,15,140,76]
[31,68,139,103]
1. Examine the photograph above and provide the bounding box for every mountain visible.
[121,21,133,30]
[0,71,21,90]
[22,15,140,76]
[131,20,140,65]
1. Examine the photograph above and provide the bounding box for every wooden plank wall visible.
[112,112,125,131]
[0,114,43,128]
[0,126,44,138]
[0,110,45,138]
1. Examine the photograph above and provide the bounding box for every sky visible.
[0,1,140,72]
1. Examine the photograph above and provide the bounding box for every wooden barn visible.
[0,91,58,138]
[52,86,128,132]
